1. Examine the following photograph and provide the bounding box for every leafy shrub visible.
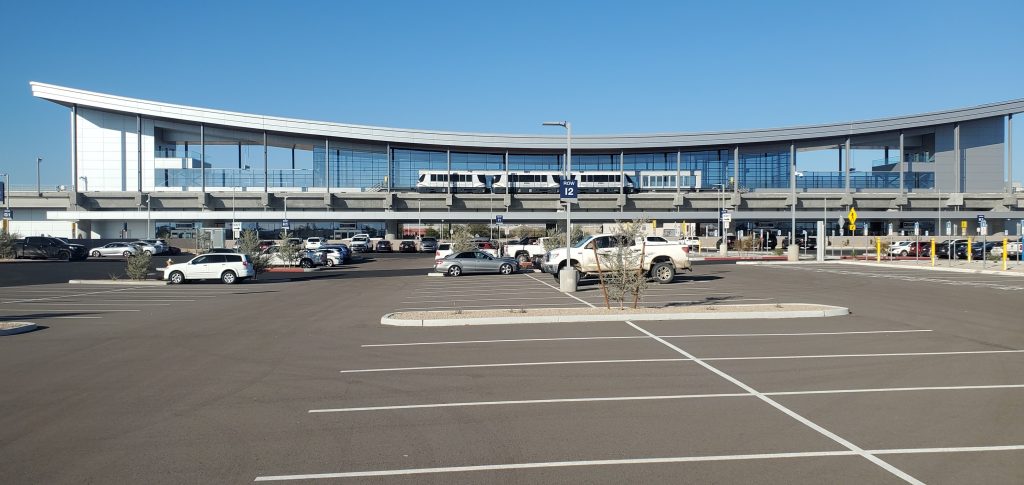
[125,251,152,280]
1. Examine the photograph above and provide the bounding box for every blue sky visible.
[1,0,1022,186]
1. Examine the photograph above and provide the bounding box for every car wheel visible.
[169,271,185,284]
[123,251,133,257]
[221,270,237,284]
[651,261,675,284]
[59,251,71,261]
[326,259,335,267]
[516,253,529,264]
[900,250,908,256]
[91,250,101,257]
[145,250,153,256]
[447,265,462,277]
[499,263,514,275]
[300,259,313,268]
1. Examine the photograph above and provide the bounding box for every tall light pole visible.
[791,171,804,247]
[543,121,572,283]
[36,157,42,196]
[145,194,152,239]
[2,172,9,235]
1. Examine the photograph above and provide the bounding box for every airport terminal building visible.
[3,82,1023,240]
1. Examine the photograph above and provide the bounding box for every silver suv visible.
[419,237,438,252]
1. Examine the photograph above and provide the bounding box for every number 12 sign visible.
[559,179,578,200]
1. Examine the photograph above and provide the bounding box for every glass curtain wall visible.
[392,149,448,190]
[682,150,731,189]
[313,145,388,190]
[738,150,789,190]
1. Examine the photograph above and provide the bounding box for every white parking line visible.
[252,444,1024,481]
[309,392,749,413]
[307,383,1024,413]
[339,358,690,374]
[400,295,577,303]
[4,302,172,306]
[361,330,934,348]
[2,287,137,304]
[703,349,1024,362]
[624,320,923,484]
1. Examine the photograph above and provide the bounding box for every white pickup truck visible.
[541,234,693,284]
[503,236,549,263]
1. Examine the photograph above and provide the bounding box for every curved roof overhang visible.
[31,81,1024,151]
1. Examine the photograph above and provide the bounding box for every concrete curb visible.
[381,304,849,327]
[736,260,822,265]
[68,279,169,285]
[835,260,1024,277]
[0,322,39,336]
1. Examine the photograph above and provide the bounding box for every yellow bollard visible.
[876,237,881,262]
[930,238,936,267]
[967,237,973,263]
[1003,238,1008,271]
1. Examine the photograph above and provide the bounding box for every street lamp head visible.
[542,121,567,128]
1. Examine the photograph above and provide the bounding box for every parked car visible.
[162,253,255,284]
[887,240,914,256]
[286,238,303,247]
[434,243,454,264]
[375,240,393,252]
[90,242,139,258]
[130,240,160,255]
[136,239,168,254]
[542,233,693,284]
[906,241,930,257]
[934,239,967,259]
[305,237,324,250]
[434,250,520,276]
[350,234,372,252]
[475,241,499,257]
[419,237,438,252]
[206,248,238,254]
[399,240,417,253]
[318,248,343,267]
[258,240,276,251]
[503,236,548,263]
[955,241,998,260]
[13,236,89,261]
[322,244,351,263]
[263,246,325,268]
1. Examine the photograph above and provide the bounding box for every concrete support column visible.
[325,138,330,192]
[263,131,268,193]
[446,149,451,194]
[619,151,625,196]
[1008,114,1014,193]
[290,145,295,170]
[676,150,681,194]
[384,219,399,240]
[732,146,739,192]
[200,123,205,195]
[137,115,143,193]
[954,123,961,192]
[238,142,243,169]
[899,131,905,193]
[386,143,392,192]
[71,105,78,194]
[844,137,851,193]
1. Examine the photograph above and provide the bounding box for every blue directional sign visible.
[559,179,578,200]
[495,215,504,225]
[2,209,12,219]
[977,214,986,226]
[282,219,290,229]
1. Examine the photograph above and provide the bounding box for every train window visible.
[418,174,426,182]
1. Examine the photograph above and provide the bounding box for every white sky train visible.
[417,169,701,194]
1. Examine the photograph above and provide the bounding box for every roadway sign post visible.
[961,220,967,236]
[281,219,290,230]
[495,215,504,225]
[231,221,242,240]
[2,209,11,219]
[945,221,952,236]
[559,179,578,200]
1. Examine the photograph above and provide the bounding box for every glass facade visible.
[313,146,388,190]
[682,150,731,189]
[392,149,448,190]
[507,153,560,172]
[738,150,789,190]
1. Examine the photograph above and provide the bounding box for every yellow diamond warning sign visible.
[847,207,858,226]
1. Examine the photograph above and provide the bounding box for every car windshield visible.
[573,237,593,248]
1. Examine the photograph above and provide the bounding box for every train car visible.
[635,170,702,191]
[416,170,491,193]
[571,171,636,194]
[492,171,561,194]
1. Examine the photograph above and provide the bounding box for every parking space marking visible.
[308,383,1024,414]
[703,349,1024,362]
[361,329,933,348]
[308,392,750,413]
[763,264,1024,291]
[339,358,689,374]
[400,295,578,303]
[254,443,1024,482]
[52,316,102,319]
[524,273,597,308]
[7,302,172,306]
[2,287,137,304]
[624,320,924,484]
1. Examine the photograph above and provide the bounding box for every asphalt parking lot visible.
[1,257,1022,484]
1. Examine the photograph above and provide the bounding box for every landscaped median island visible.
[381,303,849,326]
